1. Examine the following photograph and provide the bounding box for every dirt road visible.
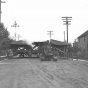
[0,59,88,88]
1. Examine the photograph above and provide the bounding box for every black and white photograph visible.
[0,0,88,88]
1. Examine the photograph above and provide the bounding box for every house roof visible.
[78,30,88,38]
[50,39,70,46]
[32,39,70,46]
[10,40,32,47]
[32,40,49,46]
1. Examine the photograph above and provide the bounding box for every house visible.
[10,40,32,51]
[77,30,88,56]
[50,39,70,57]
[32,39,70,57]
[73,40,78,48]
[73,40,79,53]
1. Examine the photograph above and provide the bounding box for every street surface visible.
[0,58,88,88]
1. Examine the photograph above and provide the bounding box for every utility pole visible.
[47,31,53,42]
[64,31,65,42]
[62,17,72,43]
[11,21,19,41]
[17,34,21,41]
[0,0,6,23]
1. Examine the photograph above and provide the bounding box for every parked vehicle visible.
[39,45,58,61]
[32,41,60,61]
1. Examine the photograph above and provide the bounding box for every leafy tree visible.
[0,23,14,50]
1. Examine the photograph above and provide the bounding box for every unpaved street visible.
[0,59,88,88]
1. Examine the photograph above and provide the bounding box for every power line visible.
[62,16,72,43]
[0,0,6,23]
[11,21,19,41]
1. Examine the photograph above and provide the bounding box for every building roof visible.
[32,40,49,46]
[10,40,32,47]
[78,30,88,38]
[32,39,70,46]
[50,39,70,46]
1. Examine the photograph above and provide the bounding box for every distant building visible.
[50,39,70,57]
[77,30,88,56]
[73,41,78,48]
[73,39,79,54]
[73,39,78,48]
[33,39,70,57]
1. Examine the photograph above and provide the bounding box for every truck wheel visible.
[53,59,57,61]
[53,57,57,61]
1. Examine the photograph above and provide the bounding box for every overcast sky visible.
[1,0,88,43]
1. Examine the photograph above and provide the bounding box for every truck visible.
[32,41,59,61]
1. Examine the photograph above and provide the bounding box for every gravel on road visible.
[0,59,88,88]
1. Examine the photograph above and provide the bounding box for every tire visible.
[53,57,57,61]
[53,59,57,61]
[8,56,13,59]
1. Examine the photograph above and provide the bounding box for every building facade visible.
[77,30,88,56]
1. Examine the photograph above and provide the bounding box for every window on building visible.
[84,49,85,53]
[87,44,88,52]
[84,46,85,53]
[84,36,85,42]
[80,47,81,52]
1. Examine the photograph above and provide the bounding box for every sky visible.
[1,0,88,44]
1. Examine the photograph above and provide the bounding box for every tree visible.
[0,23,14,50]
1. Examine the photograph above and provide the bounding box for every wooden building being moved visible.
[50,39,70,57]
[32,39,70,58]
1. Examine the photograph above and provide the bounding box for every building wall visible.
[78,35,88,56]
[87,35,88,55]
[73,41,78,48]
